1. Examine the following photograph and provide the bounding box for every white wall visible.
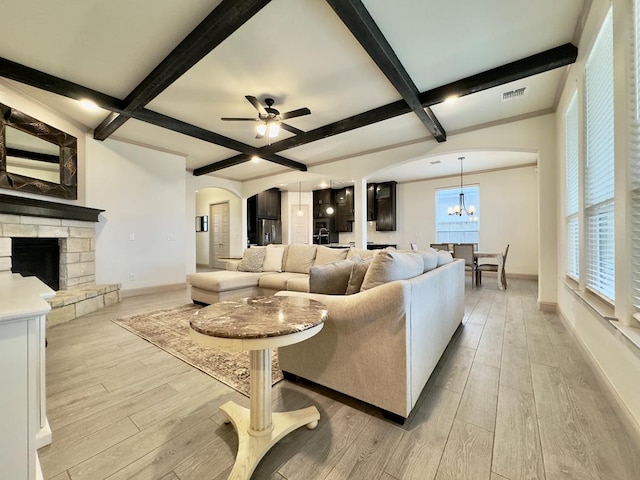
[86,138,187,292]
[340,165,538,275]
[195,187,243,265]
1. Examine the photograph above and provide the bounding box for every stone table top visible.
[190,296,328,340]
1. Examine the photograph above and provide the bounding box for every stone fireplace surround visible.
[0,194,120,326]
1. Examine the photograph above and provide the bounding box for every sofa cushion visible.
[188,270,264,292]
[416,248,439,272]
[259,272,308,290]
[436,249,454,266]
[314,246,349,266]
[284,244,317,273]
[309,260,354,295]
[286,276,310,292]
[237,247,267,272]
[347,247,378,260]
[360,250,424,291]
[263,245,285,272]
[345,257,373,295]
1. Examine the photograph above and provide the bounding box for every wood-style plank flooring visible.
[40,278,640,479]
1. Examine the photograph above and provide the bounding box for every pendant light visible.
[448,156,476,216]
[325,179,334,215]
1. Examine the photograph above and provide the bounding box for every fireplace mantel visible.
[0,193,103,222]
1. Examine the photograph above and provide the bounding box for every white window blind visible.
[584,8,615,301]
[435,186,479,244]
[631,0,640,308]
[565,92,579,279]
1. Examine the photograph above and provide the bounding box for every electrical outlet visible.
[129,273,135,281]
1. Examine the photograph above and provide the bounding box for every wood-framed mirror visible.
[0,102,78,199]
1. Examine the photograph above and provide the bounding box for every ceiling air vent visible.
[501,87,527,102]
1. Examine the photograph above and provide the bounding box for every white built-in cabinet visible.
[0,273,53,480]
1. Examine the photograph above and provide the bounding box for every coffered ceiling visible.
[0,0,586,185]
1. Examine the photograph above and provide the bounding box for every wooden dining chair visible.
[430,243,449,251]
[477,244,510,289]
[453,243,477,287]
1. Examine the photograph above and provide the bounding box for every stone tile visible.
[0,257,11,271]
[61,219,96,228]
[60,252,80,264]
[67,262,95,279]
[69,227,95,238]
[62,238,92,253]
[0,214,20,223]
[0,237,11,256]
[38,226,69,238]
[47,305,76,327]
[3,223,38,237]
[80,251,95,262]
[22,217,62,226]
[75,296,104,317]
[104,291,120,306]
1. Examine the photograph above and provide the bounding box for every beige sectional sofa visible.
[187,244,465,422]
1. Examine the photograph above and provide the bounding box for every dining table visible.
[474,251,505,290]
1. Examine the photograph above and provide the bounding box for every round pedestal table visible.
[189,296,327,480]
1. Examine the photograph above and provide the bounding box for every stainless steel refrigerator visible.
[257,219,282,245]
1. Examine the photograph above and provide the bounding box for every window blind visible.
[631,0,640,308]
[435,186,479,244]
[584,8,615,301]
[565,93,579,278]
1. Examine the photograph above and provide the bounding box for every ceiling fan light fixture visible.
[256,123,267,136]
[268,122,280,138]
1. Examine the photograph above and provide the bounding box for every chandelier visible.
[448,156,476,216]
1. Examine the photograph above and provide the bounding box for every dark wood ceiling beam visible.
[0,57,126,113]
[0,56,307,172]
[419,43,578,105]
[326,0,446,142]
[93,0,272,141]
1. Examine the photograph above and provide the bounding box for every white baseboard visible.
[121,282,188,298]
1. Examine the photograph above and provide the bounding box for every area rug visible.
[112,304,283,397]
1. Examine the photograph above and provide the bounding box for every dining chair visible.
[477,244,510,289]
[430,243,449,251]
[453,243,477,287]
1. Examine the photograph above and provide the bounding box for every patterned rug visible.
[112,304,283,397]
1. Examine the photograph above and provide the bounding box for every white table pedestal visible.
[221,349,319,480]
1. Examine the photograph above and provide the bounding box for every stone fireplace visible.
[0,194,120,326]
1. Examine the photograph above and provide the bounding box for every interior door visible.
[291,204,310,244]
[209,202,230,269]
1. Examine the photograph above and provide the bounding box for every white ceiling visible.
[0,0,586,190]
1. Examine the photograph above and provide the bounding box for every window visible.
[584,8,615,301]
[435,186,479,244]
[565,92,579,279]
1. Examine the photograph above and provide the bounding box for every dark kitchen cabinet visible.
[312,189,338,244]
[313,188,334,218]
[256,188,281,220]
[375,181,396,231]
[335,187,354,232]
[367,183,377,221]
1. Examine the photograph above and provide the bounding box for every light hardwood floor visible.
[40,278,640,480]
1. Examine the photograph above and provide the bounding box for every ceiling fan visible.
[221,95,311,140]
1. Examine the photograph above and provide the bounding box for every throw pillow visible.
[262,245,285,272]
[436,249,454,266]
[314,245,349,266]
[347,247,378,260]
[237,247,267,272]
[309,260,354,295]
[345,257,373,295]
[284,244,318,273]
[360,250,424,291]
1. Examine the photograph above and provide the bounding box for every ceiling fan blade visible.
[281,107,311,120]
[221,117,258,121]
[245,95,267,116]
[280,123,305,136]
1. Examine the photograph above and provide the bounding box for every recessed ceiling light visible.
[79,99,99,111]
[444,95,459,104]
[251,156,260,163]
